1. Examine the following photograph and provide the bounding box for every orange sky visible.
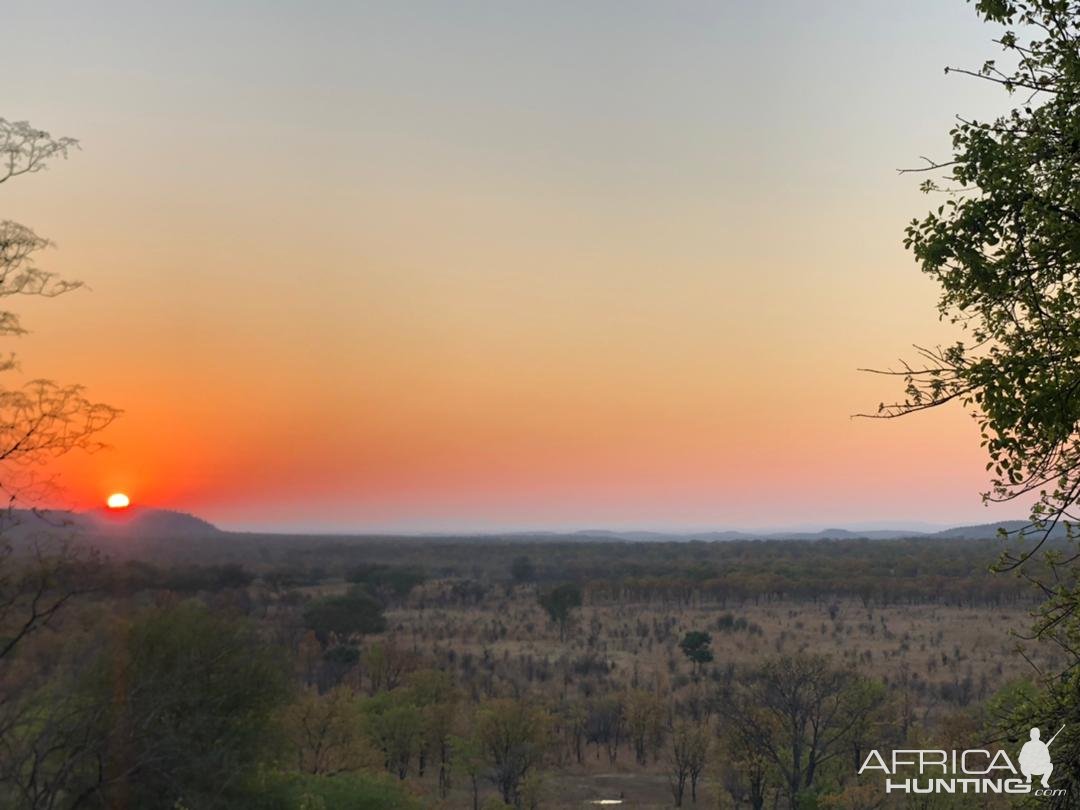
[0,2,1027,531]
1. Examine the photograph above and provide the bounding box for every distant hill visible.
[929,520,1058,539]
[82,507,222,538]
[0,506,222,541]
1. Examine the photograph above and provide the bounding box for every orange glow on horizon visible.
[9,2,1028,531]
[106,493,131,510]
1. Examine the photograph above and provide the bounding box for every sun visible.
[106,492,131,510]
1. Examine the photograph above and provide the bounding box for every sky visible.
[0,1,1031,532]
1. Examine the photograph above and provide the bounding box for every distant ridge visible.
[564,522,1037,542]
[930,520,1055,539]
[0,508,1046,544]
[0,506,222,540]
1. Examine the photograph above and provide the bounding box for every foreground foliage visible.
[871,3,1080,800]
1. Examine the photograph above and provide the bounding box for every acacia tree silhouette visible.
[0,117,119,663]
[0,117,121,810]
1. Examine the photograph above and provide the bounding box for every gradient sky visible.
[0,1,1028,531]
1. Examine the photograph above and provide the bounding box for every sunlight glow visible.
[106,492,131,509]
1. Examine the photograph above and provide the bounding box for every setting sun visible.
[106,492,131,510]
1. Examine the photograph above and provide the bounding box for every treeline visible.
[285,537,1041,608]
[107,536,1038,609]
[579,569,1030,607]
[80,542,1038,609]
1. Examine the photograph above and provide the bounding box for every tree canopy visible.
[537,583,582,641]
[870,0,1080,648]
[678,630,714,674]
[871,3,1080,785]
[303,587,388,643]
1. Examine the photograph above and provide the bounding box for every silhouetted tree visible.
[679,630,714,676]
[0,117,117,665]
[538,583,582,641]
[866,0,1080,662]
[0,117,117,810]
[346,564,426,601]
[866,4,1080,789]
[303,588,387,645]
[0,119,118,504]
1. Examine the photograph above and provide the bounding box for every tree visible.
[668,722,709,807]
[346,564,426,602]
[0,637,113,810]
[0,116,117,810]
[364,640,419,696]
[0,119,118,505]
[403,668,459,793]
[537,583,582,641]
[281,687,374,776]
[450,733,486,810]
[679,630,714,676]
[560,699,588,765]
[584,695,624,763]
[718,723,772,810]
[0,118,117,664]
[624,689,666,766]
[0,537,102,663]
[302,587,387,645]
[865,2,1080,657]
[475,698,550,808]
[510,555,536,584]
[363,692,424,780]
[100,601,292,809]
[721,655,884,810]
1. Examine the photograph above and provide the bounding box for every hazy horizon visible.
[83,505,1016,537]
